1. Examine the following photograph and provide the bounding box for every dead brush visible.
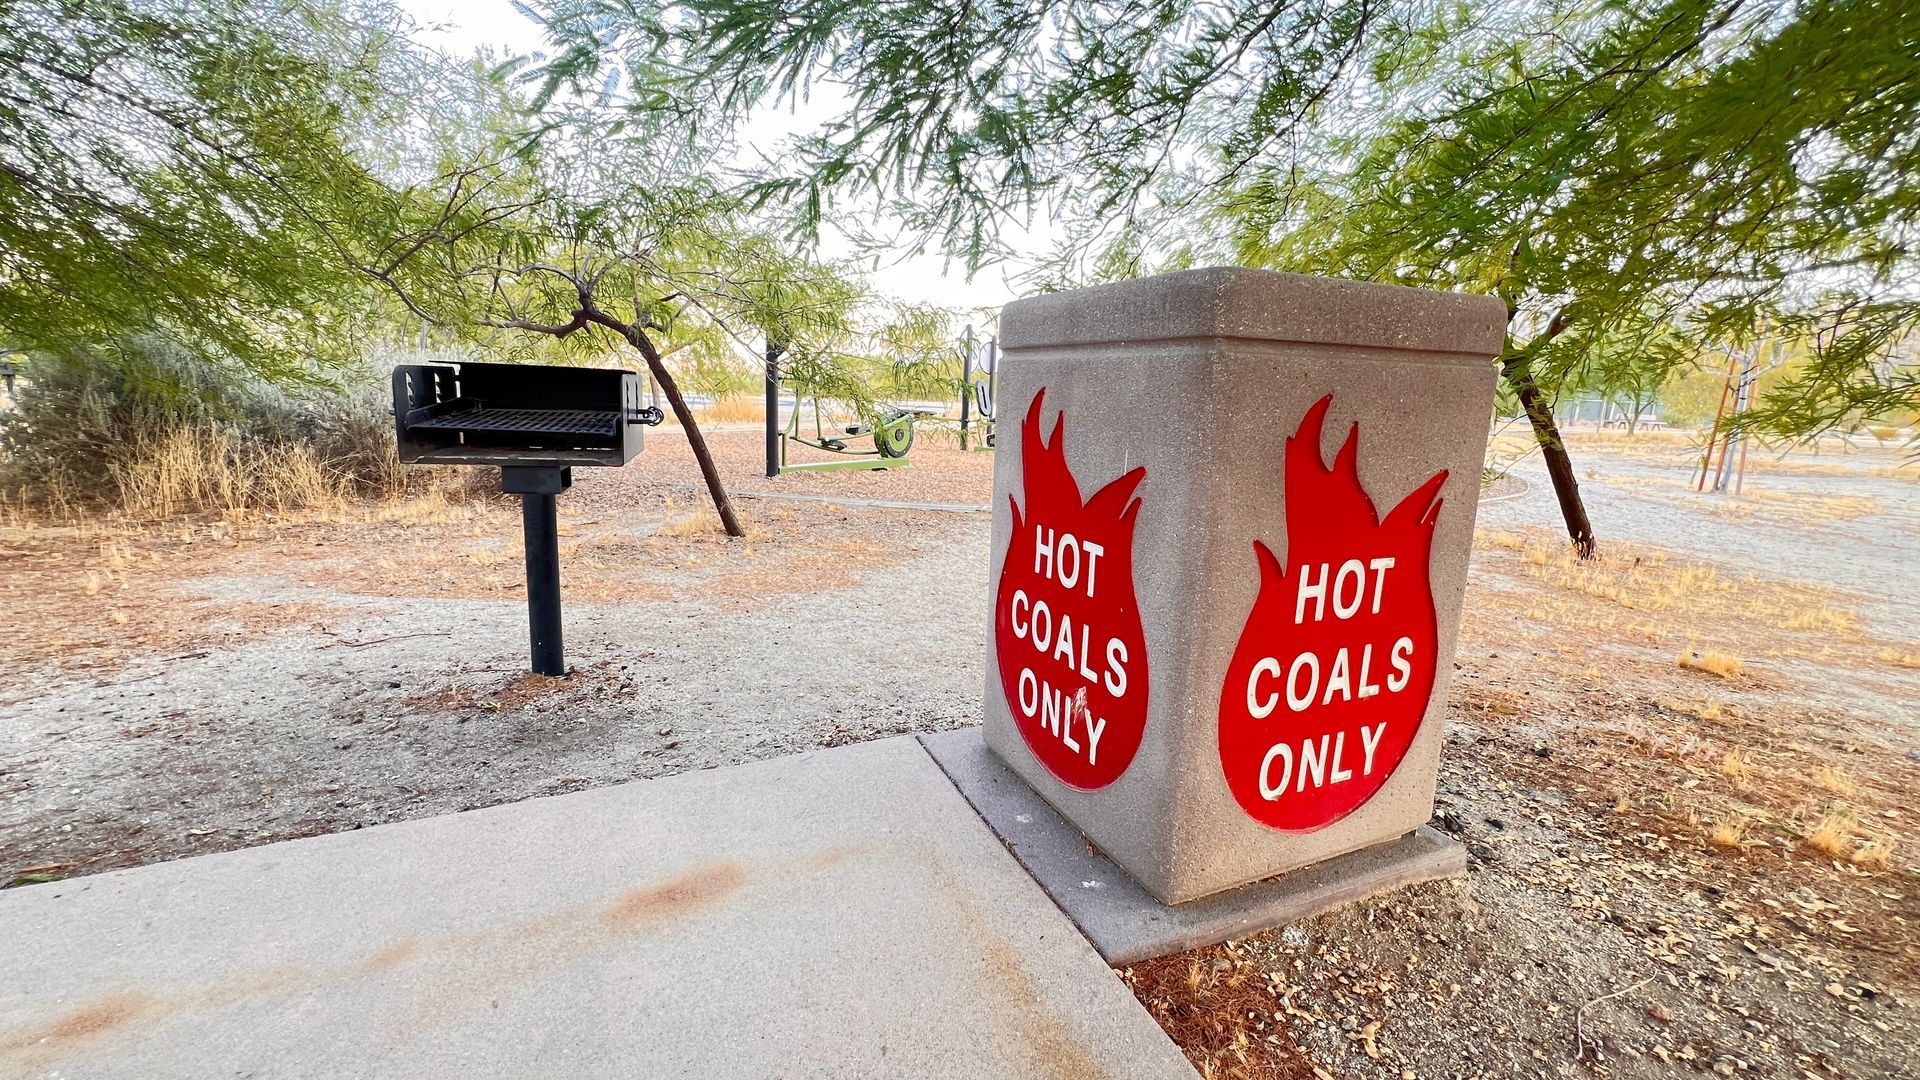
[1875,647,1920,668]
[1677,646,1743,678]
[1781,607,1860,634]
[1801,811,1856,860]
[1809,764,1856,796]
[111,425,351,519]
[1124,945,1315,1079]
[1708,817,1752,851]
[1499,529,1863,650]
[1718,751,1759,789]
[1851,839,1894,870]
[653,499,726,538]
[651,395,764,427]
[1474,528,1529,551]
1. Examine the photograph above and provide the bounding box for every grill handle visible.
[630,406,665,427]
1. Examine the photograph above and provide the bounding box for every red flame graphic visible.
[995,390,1149,790]
[1217,396,1446,831]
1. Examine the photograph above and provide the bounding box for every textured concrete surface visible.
[986,267,1502,902]
[0,737,1196,1080]
[923,727,1466,965]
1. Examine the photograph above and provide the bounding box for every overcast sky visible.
[396,0,1031,316]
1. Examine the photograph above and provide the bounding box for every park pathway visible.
[0,736,1193,1078]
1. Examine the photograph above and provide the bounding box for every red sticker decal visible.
[995,390,1149,790]
[1218,396,1446,831]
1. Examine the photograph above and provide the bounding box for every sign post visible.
[983,267,1505,904]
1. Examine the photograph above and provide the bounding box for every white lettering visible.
[1298,734,1330,792]
[1104,638,1129,698]
[1332,559,1365,619]
[1387,636,1413,692]
[1052,612,1078,669]
[1285,652,1319,712]
[1033,525,1055,580]
[1085,716,1106,763]
[1030,600,1053,651]
[1017,668,1039,718]
[1294,563,1328,624]
[1260,743,1294,800]
[1357,642,1380,699]
[1056,532,1081,590]
[1011,590,1030,640]
[1323,647,1352,706]
[1330,730,1353,783]
[1367,557,1396,613]
[1360,722,1386,774]
[1081,541,1104,596]
[1248,657,1282,719]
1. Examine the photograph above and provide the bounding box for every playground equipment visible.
[776,392,936,473]
[959,329,998,451]
[1695,338,1784,494]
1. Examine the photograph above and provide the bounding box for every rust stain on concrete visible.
[925,854,1108,1080]
[807,845,860,870]
[356,940,420,974]
[603,862,746,928]
[0,990,162,1053]
[1,860,758,1064]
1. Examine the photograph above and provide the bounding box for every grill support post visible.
[502,466,572,676]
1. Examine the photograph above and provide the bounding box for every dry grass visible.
[1797,808,1896,870]
[656,395,767,427]
[1677,647,1744,678]
[1781,607,1861,634]
[113,426,352,519]
[1874,647,1920,669]
[1708,817,1750,850]
[654,499,726,538]
[1719,751,1756,787]
[1809,765,1856,797]
[1852,840,1894,871]
[1803,814,1855,860]
[1474,528,1530,551]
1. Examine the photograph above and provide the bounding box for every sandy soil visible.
[1132,434,1920,1080]
[2,427,1916,1078]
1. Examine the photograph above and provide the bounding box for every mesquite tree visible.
[529,0,1920,558]
[0,0,421,377]
[369,157,867,537]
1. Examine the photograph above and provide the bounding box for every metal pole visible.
[522,491,565,676]
[1697,353,1738,491]
[765,340,784,478]
[959,329,973,451]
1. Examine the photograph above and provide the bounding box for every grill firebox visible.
[391,360,663,674]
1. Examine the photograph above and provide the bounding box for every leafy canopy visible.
[0,0,430,380]
[529,0,1920,432]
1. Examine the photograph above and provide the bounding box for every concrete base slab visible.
[0,736,1195,1079]
[921,728,1466,966]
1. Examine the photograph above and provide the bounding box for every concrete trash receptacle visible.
[983,267,1507,904]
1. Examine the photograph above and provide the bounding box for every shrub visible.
[0,333,405,517]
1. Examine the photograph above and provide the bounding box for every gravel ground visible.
[1481,435,1920,642]
[3,426,1916,1079]
[2,438,992,876]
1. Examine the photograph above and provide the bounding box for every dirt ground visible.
[2,426,1916,1078]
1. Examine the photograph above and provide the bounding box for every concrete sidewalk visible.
[0,737,1194,1079]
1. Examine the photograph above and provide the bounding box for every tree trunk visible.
[595,313,746,538]
[1502,350,1597,559]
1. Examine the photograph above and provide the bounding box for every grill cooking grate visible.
[411,406,619,439]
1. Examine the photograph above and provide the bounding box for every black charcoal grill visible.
[392,360,663,675]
